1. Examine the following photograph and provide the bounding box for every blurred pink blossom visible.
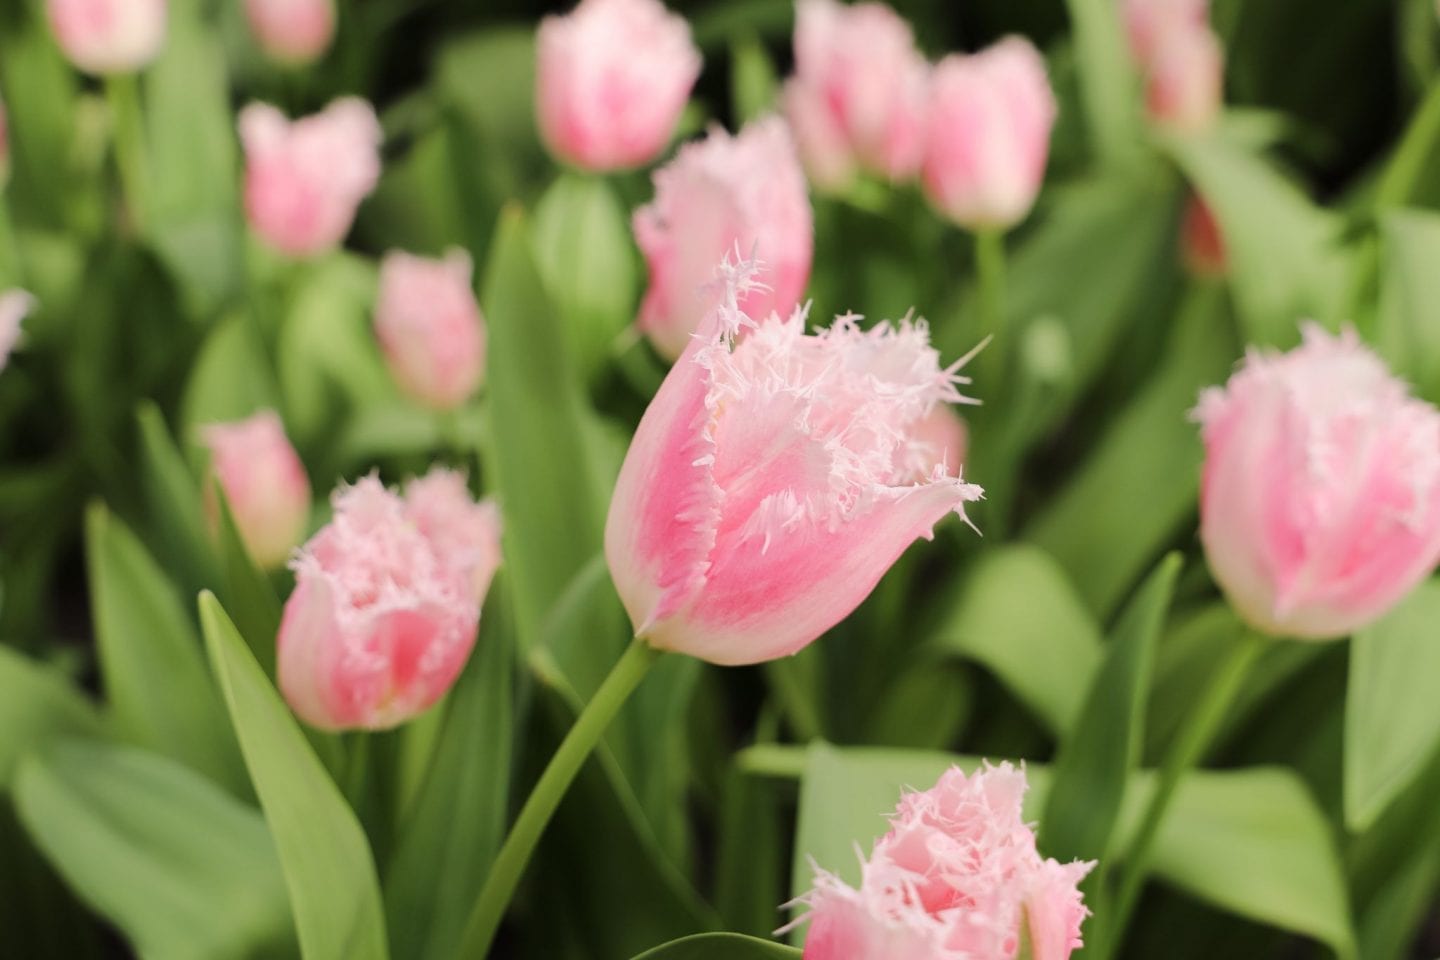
[1180,193,1225,278]
[375,249,487,411]
[1124,0,1223,134]
[605,256,982,666]
[200,410,311,570]
[47,0,167,74]
[239,98,382,258]
[1195,325,1440,639]
[921,37,1056,232]
[244,0,335,66]
[0,290,35,372]
[897,404,970,481]
[1122,0,1209,65]
[535,0,701,171]
[633,117,813,360]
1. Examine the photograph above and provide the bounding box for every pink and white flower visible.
[0,290,35,372]
[200,411,311,570]
[374,249,487,411]
[244,0,335,66]
[47,0,167,75]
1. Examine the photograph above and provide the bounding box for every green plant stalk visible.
[974,229,1007,343]
[105,74,150,236]
[0,195,20,286]
[1377,77,1440,209]
[1105,629,1265,947]
[459,636,661,957]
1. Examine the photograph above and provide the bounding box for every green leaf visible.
[136,401,222,595]
[1063,0,1143,163]
[181,313,280,437]
[0,647,103,789]
[1376,209,1440,404]
[927,545,1103,734]
[731,34,780,123]
[13,740,293,960]
[1344,580,1440,830]
[199,593,389,960]
[212,484,284,681]
[633,933,801,960]
[1044,554,1180,864]
[84,504,245,795]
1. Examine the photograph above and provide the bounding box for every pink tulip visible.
[795,763,1093,960]
[200,411,311,570]
[605,256,983,666]
[921,38,1057,232]
[1143,20,1223,134]
[1195,325,1440,639]
[1122,0,1210,65]
[782,0,929,188]
[633,117,813,360]
[535,0,701,172]
[0,290,35,372]
[279,470,501,730]
[898,404,970,481]
[239,98,382,259]
[244,0,335,66]
[46,0,167,74]
[1180,193,1225,277]
[374,249,487,411]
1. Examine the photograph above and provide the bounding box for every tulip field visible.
[3,0,1440,957]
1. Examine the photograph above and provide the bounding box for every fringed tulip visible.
[47,0,167,74]
[782,0,928,188]
[535,0,701,171]
[374,249,487,411]
[239,98,382,258]
[200,411,311,570]
[1180,193,1225,278]
[794,763,1093,960]
[605,257,983,666]
[279,470,501,730]
[0,290,34,371]
[1195,325,1440,639]
[244,0,335,66]
[633,117,813,360]
[922,38,1057,231]
[898,404,969,481]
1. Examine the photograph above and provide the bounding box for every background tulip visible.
[47,0,167,74]
[244,0,335,66]
[200,411,311,570]
[374,249,487,410]
[0,290,34,371]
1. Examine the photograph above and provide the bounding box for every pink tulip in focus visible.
[244,0,335,65]
[1144,21,1223,134]
[795,763,1093,960]
[47,0,167,75]
[535,0,701,171]
[200,411,311,570]
[783,0,929,188]
[922,38,1057,232]
[1180,193,1225,278]
[0,290,35,372]
[633,117,813,360]
[605,256,983,666]
[279,470,501,730]
[375,249,487,411]
[239,98,382,258]
[1195,325,1440,639]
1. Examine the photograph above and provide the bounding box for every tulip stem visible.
[105,74,150,236]
[974,229,1007,339]
[459,636,661,957]
[1105,629,1265,946]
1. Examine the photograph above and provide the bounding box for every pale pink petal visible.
[47,0,166,74]
[200,410,311,570]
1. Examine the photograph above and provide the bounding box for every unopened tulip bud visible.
[200,411,311,570]
[375,249,486,411]
[239,98,382,259]
[783,0,928,187]
[0,290,35,372]
[1196,325,1440,639]
[536,0,701,171]
[1122,0,1209,65]
[278,470,501,730]
[795,763,1093,960]
[922,38,1057,232]
[244,0,335,66]
[633,117,813,360]
[1180,193,1225,277]
[605,257,983,666]
[47,0,167,75]
[1144,22,1223,135]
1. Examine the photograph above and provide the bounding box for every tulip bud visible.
[374,249,487,411]
[921,37,1057,232]
[535,0,701,172]
[1180,193,1225,278]
[200,411,311,570]
[794,763,1093,960]
[783,0,929,188]
[605,256,983,666]
[633,117,813,360]
[239,98,382,259]
[244,0,335,66]
[1122,0,1210,65]
[278,470,501,731]
[47,0,167,75]
[0,290,35,372]
[1143,21,1223,135]
[1195,325,1440,640]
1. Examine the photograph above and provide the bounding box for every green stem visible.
[974,229,1007,341]
[459,637,661,957]
[1107,630,1265,945]
[105,74,150,236]
[0,195,21,287]
[1376,78,1440,209]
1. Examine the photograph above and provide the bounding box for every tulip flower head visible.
[783,0,929,189]
[375,249,487,411]
[279,470,501,730]
[244,0,335,66]
[1122,0,1210,65]
[794,763,1093,960]
[1123,0,1223,134]
[1195,325,1440,639]
[605,256,984,666]
[200,411,312,571]
[239,97,382,259]
[535,0,701,171]
[922,37,1057,232]
[633,117,813,360]
[47,0,167,74]
[0,290,35,372]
